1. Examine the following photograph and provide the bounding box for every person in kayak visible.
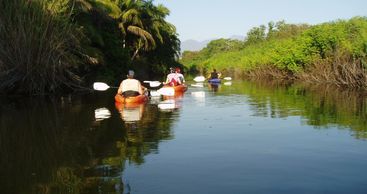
[175,67,185,84]
[209,69,219,79]
[117,70,145,97]
[165,67,181,86]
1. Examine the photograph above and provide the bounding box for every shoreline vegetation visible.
[181,17,367,90]
[0,0,180,95]
[1,1,366,95]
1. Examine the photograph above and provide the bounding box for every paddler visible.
[117,70,145,97]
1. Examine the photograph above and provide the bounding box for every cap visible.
[128,70,134,76]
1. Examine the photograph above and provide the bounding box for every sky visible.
[154,0,367,41]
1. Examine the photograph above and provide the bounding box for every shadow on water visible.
[0,91,180,194]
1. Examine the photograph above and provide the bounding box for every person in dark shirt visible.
[210,69,218,79]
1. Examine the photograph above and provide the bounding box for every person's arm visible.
[166,74,173,84]
[165,75,170,84]
[175,74,182,85]
[138,81,144,94]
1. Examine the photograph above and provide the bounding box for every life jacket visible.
[169,78,178,86]
[167,73,180,86]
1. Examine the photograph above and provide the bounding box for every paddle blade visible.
[193,76,205,82]
[150,81,161,87]
[157,87,175,96]
[223,77,232,81]
[93,82,110,91]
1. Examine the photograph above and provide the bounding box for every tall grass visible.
[0,0,83,95]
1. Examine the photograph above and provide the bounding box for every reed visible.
[244,65,292,81]
[298,54,367,89]
[0,0,83,95]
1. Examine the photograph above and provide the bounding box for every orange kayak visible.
[115,94,148,104]
[163,84,187,93]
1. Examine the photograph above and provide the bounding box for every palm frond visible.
[127,25,156,50]
[75,0,93,12]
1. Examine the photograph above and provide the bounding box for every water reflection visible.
[115,103,144,123]
[224,81,232,86]
[191,91,205,98]
[0,91,179,194]
[191,91,206,106]
[158,93,184,112]
[1,81,367,193]
[94,107,111,121]
[220,81,367,139]
[208,82,220,92]
[190,83,204,88]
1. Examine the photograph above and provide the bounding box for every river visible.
[1,80,367,194]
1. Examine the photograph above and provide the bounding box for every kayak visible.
[208,78,221,83]
[163,84,188,93]
[115,94,148,104]
[115,101,144,109]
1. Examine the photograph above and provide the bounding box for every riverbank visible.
[181,17,367,89]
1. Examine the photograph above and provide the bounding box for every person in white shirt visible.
[165,68,181,86]
[117,70,144,97]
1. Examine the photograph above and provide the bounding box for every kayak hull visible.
[208,78,221,83]
[115,94,148,104]
[163,84,187,93]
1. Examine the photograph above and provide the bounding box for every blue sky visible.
[154,0,367,41]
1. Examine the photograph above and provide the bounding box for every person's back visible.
[166,68,181,86]
[175,67,185,84]
[117,70,143,97]
[121,79,140,93]
[210,69,218,79]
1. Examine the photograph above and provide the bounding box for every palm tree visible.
[119,0,156,60]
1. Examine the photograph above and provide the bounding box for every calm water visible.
[1,81,367,194]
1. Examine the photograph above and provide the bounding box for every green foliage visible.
[246,25,266,44]
[0,0,180,94]
[181,17,367,78]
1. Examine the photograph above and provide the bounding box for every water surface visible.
[1,81,366,194]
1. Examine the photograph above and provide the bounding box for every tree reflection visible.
[223,81,367,139]
[0,92,178,193]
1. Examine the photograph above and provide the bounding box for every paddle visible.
[143,81,163,88]
[93,82,118,90]
[193,76,205,82]
[93,82,174,96]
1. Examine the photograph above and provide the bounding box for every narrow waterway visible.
[1,81,367,194]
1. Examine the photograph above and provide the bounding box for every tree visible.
[246,25,266,44]
[119,0,156,60]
